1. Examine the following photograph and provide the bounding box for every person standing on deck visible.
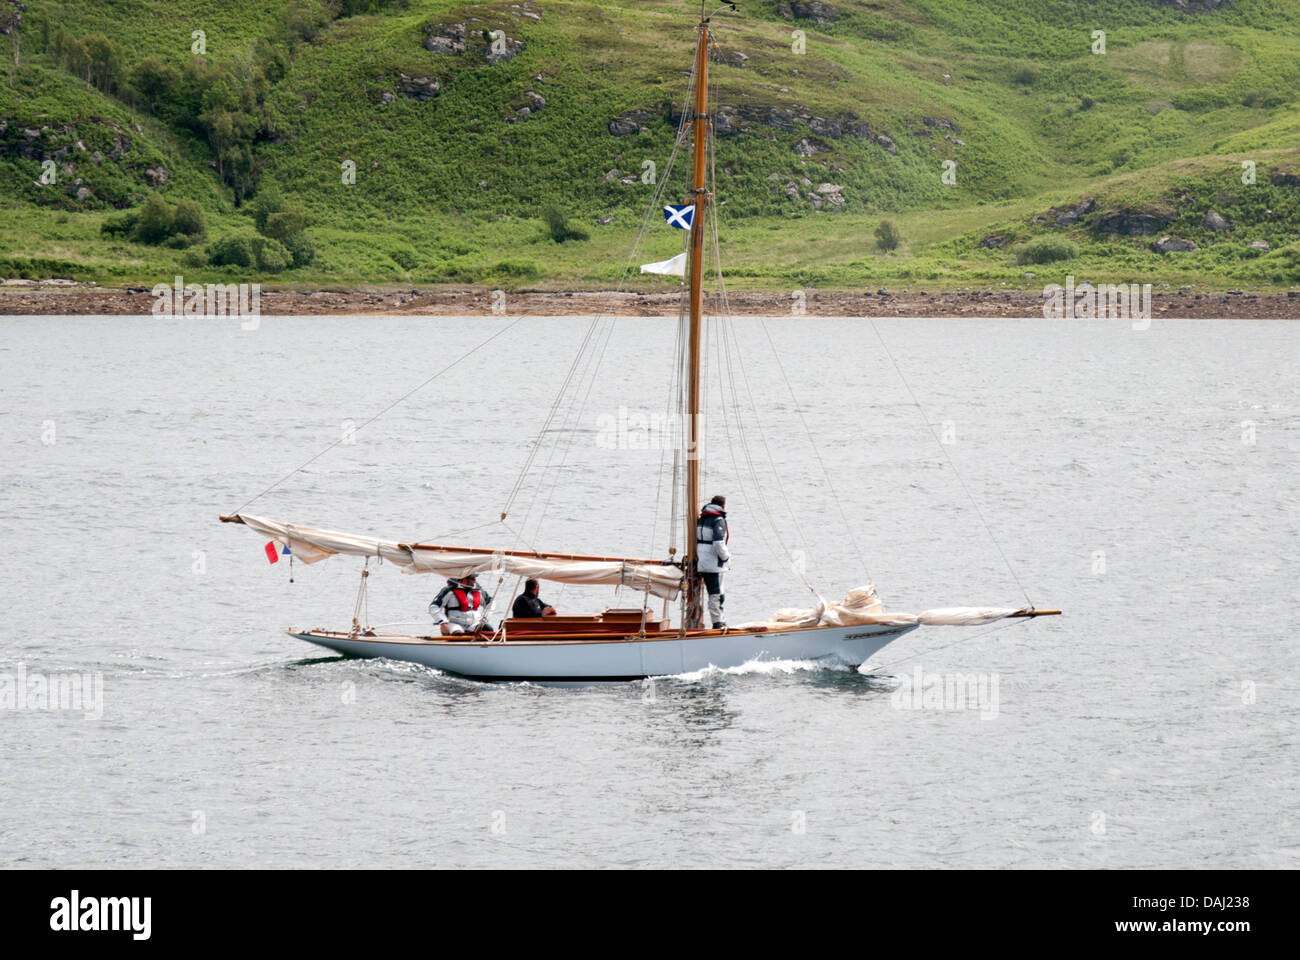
[430,573,492,636]
[695,494,731,629]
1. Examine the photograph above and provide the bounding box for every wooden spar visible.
[218,515,676,567]
[683,13,711,629]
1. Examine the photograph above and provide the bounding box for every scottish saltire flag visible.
[664,204,695,230]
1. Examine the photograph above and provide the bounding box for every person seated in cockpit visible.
[430,573,492,637]
[511,578,557,618]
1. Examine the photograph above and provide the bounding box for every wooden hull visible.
[287,622,919,681]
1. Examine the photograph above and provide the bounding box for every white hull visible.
[288,622,919,681]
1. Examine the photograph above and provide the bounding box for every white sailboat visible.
[222,7,1058,681]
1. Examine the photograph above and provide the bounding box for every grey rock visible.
[1269,169,1300,187]
[875,133,897,154]
[1249,240,1270,250]
[1200,209,1231,231]
[75,186,91,202]
[1095,208,1171,235]
[424,23,466,54]
[1152,235,1197,253]
[788,1,837,24]
[144,165,169,186]
[979,234,1011,248]
[398,74,440,100]
[608,118,640,136]
[792,137,825,157]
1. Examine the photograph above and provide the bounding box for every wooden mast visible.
[683,10,711,629]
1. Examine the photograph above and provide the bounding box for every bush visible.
[100,212,138,238]
[281,231,317,268]
[249,187,285,234]
[208,235,254,268]
[389,246,419,270]
[135,194,175,244]
[263,209,307,240]
[163,234,193,249]
[172,200,207,239]
[543,205,589,243]
[1016,237,1079,265]
[252,236,293,272]
[875,219,901,252]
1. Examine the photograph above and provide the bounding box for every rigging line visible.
[865,318,1033,606]
[756,315,874,586]
[706,145,817,595]
[229,311,529,516]
[410,518,503,546]
[509,78,702,549]
[863,616,1031,675]
[648,295,686,558]
[500,93,694,522]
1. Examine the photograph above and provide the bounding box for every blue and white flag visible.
[664,204,695,230]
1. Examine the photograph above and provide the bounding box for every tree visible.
[135,194,175,244]
[263,209,307,240]
[875,220,901,252]
[130,57,181,114]
[172,200,207,239]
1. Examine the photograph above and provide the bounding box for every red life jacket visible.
[451,587,482,611]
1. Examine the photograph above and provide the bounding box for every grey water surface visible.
[1,313,1296,868]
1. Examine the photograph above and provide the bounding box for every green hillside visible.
[2,0,1299,289]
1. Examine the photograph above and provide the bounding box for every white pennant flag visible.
[640,252,687,277]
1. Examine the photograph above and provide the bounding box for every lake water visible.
[1,313,1296,868]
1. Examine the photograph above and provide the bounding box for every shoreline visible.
[2,285,1299,318]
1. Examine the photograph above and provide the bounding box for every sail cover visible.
[226,514,684,600]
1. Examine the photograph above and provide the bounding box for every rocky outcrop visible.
[424,22,467,54]
[778,2,837,24]
[398,74,440,100]
[423,19,526,63]
[1152,235,1197,253]
[1200,209,1231,231]
[1270,169,1300,187]
[979,233,1012,248]
[512,90,545,117]
[875,133,897,154]
[1052,197,1096,226]
[792,137,827,157]
[1094,208,1172,235]
[143,165,168,187]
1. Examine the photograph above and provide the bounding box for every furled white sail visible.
[226,514,683,599]
[741,584,1031,630]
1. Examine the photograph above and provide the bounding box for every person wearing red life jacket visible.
[429,573,493,637]
[695,494,731,629]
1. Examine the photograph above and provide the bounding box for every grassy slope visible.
[1,0,1299,289]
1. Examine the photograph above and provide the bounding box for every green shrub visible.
[543,206,589,243]
[172,200,207,239]
[252,236,293,272]
[249,187,285,234]
[875,219,901,252]
[264,210,307,240]
[209,235,255,268]
[135,194,175,244]
[100,212,138,238]
[490,259,539,279]
[281,231,317,268]
[1016,237,1079,265]
[389,246,419,270]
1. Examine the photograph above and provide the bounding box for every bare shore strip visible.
[2,285,1299,318]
